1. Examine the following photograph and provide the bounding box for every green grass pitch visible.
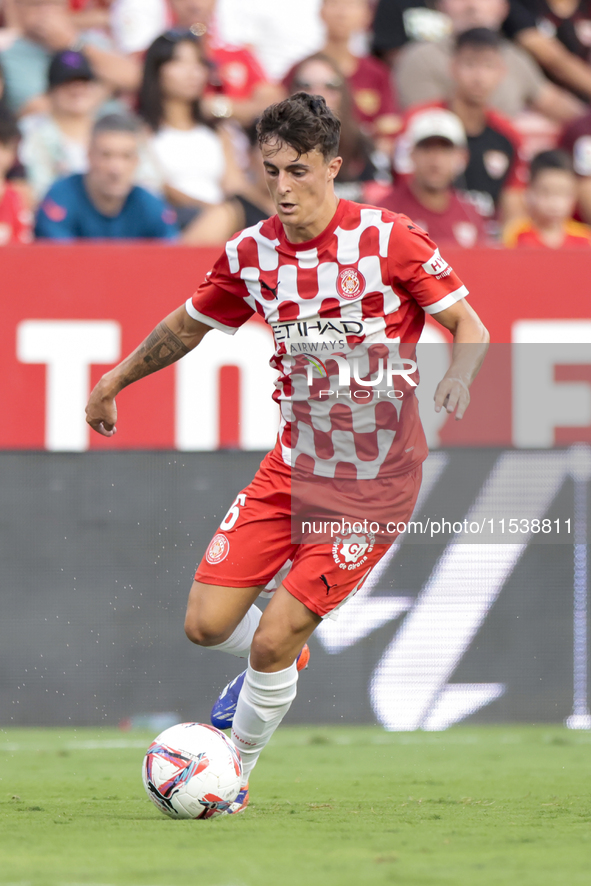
[1,725,590,886]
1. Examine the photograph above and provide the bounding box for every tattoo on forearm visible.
[118,322,190,389]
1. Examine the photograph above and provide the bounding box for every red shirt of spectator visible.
[0,184,32,245]
[379,177,488,248]
[504,218,591,247]
[166,2,270,101]
[206,35,268,101]
[283,54,399,138]
[345,55,399,136]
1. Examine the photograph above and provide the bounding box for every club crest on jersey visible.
[206,533,230,565]
[337,267,366,300]
[332,532,375,571]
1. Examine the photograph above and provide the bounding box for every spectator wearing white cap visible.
[19,49,102,203]
[395,28,529,227]
[378,107,488,247]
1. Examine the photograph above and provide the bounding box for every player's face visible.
[88,131,139,199]
[411,138,466,191]
[451,48,506,105]
[170,0,216,28]
[438,0,508,31]
[527,169,577,225]
[321,0,371,42]
[160,40,209,103]
[261,139,342,232]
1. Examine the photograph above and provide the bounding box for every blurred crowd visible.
[2,0,591,249]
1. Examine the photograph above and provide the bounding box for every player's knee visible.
[184,614,225,647]
[250,629,291,670]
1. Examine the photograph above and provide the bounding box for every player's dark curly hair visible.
[257,92,341,160]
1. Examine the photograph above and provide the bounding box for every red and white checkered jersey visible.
[187,199,468,478]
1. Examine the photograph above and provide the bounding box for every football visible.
[142,722,243,819]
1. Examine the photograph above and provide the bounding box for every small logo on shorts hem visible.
[332,532,375,571]
[206,533,230,565]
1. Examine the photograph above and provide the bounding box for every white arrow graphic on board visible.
[370,451,569,730]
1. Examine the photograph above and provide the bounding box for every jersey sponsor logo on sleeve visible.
[337,267,366,300]
[205,533,230,565]
[42,199,67,222]
[422,248,451,279]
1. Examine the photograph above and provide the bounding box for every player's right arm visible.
[85,305,211,438]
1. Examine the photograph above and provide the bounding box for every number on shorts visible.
[220,493,247,531]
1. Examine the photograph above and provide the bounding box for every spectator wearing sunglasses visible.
[285,53,389,201]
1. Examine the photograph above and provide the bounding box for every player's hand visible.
[86,382,118,437]
[434,376,470,420]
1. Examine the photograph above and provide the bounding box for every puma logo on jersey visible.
[260,280,278,299]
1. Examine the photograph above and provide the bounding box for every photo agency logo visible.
[273,318,418,400]
[300,347,418,400]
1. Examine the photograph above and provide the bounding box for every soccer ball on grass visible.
[142,722,242,819]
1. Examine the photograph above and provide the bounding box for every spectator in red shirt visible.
[0,112,32,243]
[168,0,284,125]
[396,28,528,227]
[318,0,401,149]
[379,107,488,246]
[559,108,591,224]
[504,148,591,246]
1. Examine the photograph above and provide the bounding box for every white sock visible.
[231,661,298,785]
[208,605,262,658]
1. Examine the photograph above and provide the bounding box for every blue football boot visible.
[211,644,310,730]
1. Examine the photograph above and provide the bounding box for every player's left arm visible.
[430,299,490,420]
